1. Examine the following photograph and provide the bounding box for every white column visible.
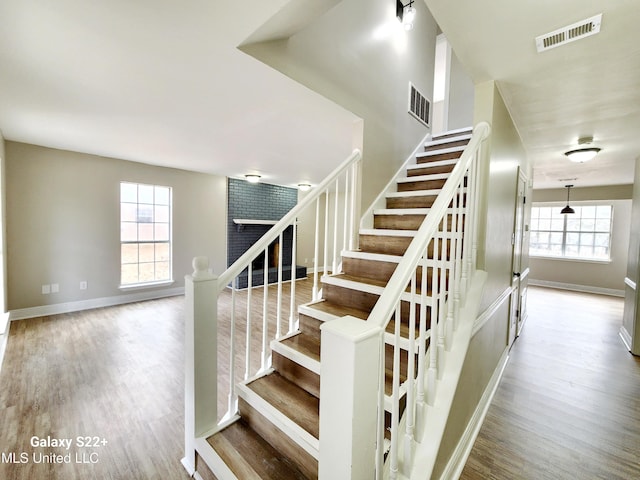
[319,316,382,480]
[183,256,218,475]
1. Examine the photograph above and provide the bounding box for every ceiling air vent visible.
[535,14,602,53]
[409,82,431,127]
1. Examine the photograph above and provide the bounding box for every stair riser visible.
[408,164,456,177]
[273,351,320,398]
[374,214,465,231]
[343,257,452,290]
[359,234,454,258]
[323,283,432,324]
[384,344,418,385]
[424,139,470,152]
[386,194,467,210]
[299,313,322,339]
[417,150,463,164]
[238,398,318,480]
[387,195,436,209]
[398,178,447,192]
[359,234,413,256]
[341,257,398,284]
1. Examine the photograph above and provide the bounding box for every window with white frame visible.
[120,182,172,286]
[529,204,613,261]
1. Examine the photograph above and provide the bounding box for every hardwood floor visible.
[0,277,314,480]
[3,283,638,479]
[0,296,192,480]
[461,286,640,480]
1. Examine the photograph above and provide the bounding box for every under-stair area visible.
[184,124,491,480]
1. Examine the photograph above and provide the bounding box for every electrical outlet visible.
[42,285,51,295]
[80,281,88,290]
[51,283,59,293]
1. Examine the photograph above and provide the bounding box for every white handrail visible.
[366,122,490,478]
[217,149,362,292]
[367,123,490,328]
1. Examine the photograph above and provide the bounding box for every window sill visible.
[529,255,612,265]
[119,280,175,291]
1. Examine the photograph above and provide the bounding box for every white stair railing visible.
[183,149,362,473]
[318,123,490,480]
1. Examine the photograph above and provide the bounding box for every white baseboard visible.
[439,347,510,480]
[9,287,185,321]
[0,331,8,374]
[619,326,633,351]
[0,311,9,335]
[529,279,624,297]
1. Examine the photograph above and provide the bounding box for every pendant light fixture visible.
[560,184,575,214]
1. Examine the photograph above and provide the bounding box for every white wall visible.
[241,0,440,212]
[6,142,227,312]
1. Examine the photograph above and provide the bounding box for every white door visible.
[509,170,527,346]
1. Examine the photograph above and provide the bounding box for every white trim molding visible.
[624,277,637,290]
[438,348,510,480]
[529,279,624,298]
[9,287,185,321]
[619,326,633,351]
[472,286,513,337]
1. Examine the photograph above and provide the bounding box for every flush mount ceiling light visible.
[564,136,601,163]
[298,183,312,192]
[245,174,261,184]
[560,184,575,215]
[396,0,416,30]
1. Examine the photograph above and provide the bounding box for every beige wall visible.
[529,186,632,293]
[624,157,640,354]
[433,80,531,477]
[0,131,5,313]
[6,142,227,311]
[241,0,440,211]
[447,51,475,131]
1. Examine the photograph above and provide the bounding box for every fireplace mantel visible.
[232,218,279,232]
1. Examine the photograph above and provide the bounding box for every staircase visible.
[184,125,490,480]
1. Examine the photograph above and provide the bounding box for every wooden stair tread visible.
[280,332,320,362]
[247,372,320,439]
[207,420,309,480]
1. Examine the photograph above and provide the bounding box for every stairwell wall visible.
[432,80,531,478]
[240,0,439,213]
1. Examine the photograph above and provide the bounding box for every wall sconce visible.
[560,184,575,214]
[564,137,601,163]
[298,183,312,192]
[245,174,261,184]
[396,0,416,30]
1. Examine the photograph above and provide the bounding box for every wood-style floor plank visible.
[0,297,191,480]
[0,277,315,480]
[460,286,640,480]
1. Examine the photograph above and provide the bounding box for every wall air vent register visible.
[408,82,431,127]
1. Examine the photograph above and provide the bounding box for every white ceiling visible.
[1,0,638,190]
[426,0,640,189]
[0,0,357,188]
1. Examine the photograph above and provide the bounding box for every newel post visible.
[182,256,218,475]
[319,316,382,480]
